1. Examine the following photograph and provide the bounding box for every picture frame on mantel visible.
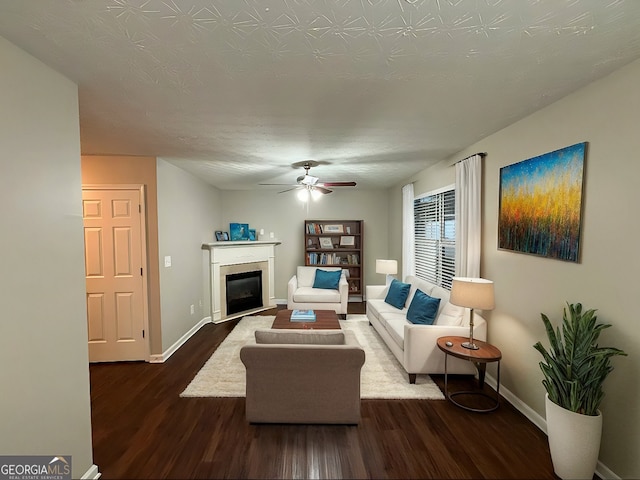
[230,223,249,241]
[498,142,586,263]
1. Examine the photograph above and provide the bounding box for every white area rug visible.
[181,315,445,400]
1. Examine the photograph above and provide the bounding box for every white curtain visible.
[455,154,482,277]
[402,183,415,279]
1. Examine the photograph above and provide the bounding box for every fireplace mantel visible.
[203,240,282,249]
[203,241,281,322]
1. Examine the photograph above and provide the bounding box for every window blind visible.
[414,189,456,289]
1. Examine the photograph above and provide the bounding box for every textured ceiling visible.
[1,0,640,190]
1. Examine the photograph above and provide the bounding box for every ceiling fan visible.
[260,161,356,198]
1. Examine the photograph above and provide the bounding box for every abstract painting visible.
[498,142,587,262]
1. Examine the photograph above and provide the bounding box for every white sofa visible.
[366,275,487,383]
[288,266,348,316]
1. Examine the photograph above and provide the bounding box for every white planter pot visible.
[545,393,602,480]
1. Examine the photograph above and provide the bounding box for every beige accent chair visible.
[239,329,365,424]
[287,266,348,316]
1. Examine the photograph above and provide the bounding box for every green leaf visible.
[533,302,627,415]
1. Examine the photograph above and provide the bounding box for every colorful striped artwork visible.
[498,143,586,262]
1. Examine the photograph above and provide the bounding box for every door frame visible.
[82,184,151,362]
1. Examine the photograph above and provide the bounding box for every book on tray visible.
[290,309,316,322]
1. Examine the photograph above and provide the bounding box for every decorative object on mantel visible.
[215,231,229,241]
[534,303,626,480]
[230,223,250,241]
[449,277,495,350]
[498,142,586,263]
[249,229,256,241]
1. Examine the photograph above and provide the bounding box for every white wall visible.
[220,189,390,299]
[156,159,223,353]
[397,58,640,478]
[0,37,95,478]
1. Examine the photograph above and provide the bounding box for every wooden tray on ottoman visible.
[271,309,341,330]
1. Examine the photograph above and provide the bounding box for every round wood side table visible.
[437,335,502,413]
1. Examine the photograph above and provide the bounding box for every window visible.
[414,187,455,289]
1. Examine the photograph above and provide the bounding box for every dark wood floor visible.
[90,304,557,479]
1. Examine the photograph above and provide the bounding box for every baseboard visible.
[212,305,275,324]
[485,374,620,479]
[484,374,546,433]
[595,461,621,480]
[148,305,282,363]
[81,464,101,479]
[149,317,212,363]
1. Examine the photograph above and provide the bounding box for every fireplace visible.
[226,270,263,315]
[203,240,280,323]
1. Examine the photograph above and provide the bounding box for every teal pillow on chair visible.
[384,279,411,309]
[406,289,441,325]
[313,269,341,290]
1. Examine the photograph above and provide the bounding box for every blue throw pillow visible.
[313,269,341,290]
[384,279,411,309]
[406,289,441,325]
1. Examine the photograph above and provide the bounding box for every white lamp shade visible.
[450,277,495,310]
[376,259,398,275]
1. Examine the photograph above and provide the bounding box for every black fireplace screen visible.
[226,270,263,315]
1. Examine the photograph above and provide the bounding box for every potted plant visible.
[533,302,626,480]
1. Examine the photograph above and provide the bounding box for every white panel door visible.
[83,188,147,362]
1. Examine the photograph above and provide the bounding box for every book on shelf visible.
[290,309,316,322]
[306,223,323,234]
[306,252,358,265]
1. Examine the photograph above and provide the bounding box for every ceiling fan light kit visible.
[297,188,309,202]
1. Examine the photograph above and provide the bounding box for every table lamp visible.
[376,259,398,286]
[450,277,495,350]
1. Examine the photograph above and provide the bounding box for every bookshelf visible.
[304,220,363,298]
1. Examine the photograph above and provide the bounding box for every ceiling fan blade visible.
[278,186,301,194]
[266,162,352,195]
[259,183,298,186]
[318,181,356,187]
